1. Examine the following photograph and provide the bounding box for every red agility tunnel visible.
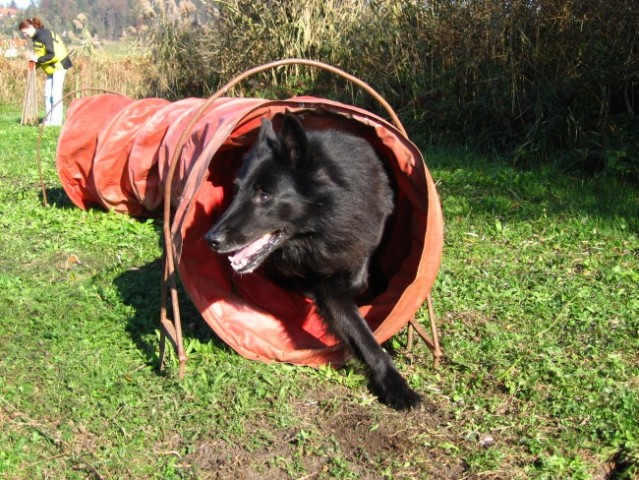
[56,93,443,367]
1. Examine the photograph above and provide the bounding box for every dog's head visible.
[205,114,318,274]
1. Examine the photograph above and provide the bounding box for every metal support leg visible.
[158,251,188,379]
[406,294,443,367]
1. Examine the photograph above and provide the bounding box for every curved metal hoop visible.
[159,59,414,376]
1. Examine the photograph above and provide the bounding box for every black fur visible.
[205,114,422,410]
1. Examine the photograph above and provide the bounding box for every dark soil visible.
[182,380,467,479]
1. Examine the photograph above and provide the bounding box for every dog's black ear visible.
[279,114,308,168]
[258,118,280,152]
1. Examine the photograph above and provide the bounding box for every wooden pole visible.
[21,62,39,126]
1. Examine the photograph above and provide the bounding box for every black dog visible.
[205,114,422,410]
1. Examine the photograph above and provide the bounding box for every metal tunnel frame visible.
[158,59,443,378]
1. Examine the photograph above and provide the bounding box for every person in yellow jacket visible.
[19,17,73,126]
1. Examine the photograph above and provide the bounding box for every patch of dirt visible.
[181,381,467,479]
[182,433,305,480]
[67,421,100,454]
[587,449,636,480]
[186,439,251,476]
[298,383,466,479]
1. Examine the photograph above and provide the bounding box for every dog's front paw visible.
[375,369,423,411]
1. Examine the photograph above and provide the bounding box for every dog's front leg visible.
[312,282,422,410]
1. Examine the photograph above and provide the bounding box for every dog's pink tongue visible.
[229,232,273,269]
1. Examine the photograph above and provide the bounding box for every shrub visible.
[144,0,639,178]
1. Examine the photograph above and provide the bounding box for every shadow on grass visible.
[43,187,76,209]
[113,258,227,373]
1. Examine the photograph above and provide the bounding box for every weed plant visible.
[0,106,638,478]
[143,0,639,178]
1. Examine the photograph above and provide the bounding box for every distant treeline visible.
[144,0,638,177]
[19,0,139,39]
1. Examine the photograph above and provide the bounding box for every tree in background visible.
[29,0,139,40]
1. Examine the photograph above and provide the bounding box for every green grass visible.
[423,149,639,478]
[0,103,638,479]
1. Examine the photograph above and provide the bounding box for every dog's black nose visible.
[205,229,224,251]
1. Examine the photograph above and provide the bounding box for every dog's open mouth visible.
[228,231,285,273]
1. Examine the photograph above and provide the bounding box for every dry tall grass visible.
[69,55,154,98]
[3,0,637,175]
[139,0,372,99]
[0,58,35,107]
[0,54,153,110]
[142,0,638,175]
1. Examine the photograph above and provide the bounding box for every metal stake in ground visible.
[21,61,38,126]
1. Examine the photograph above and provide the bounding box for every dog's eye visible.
[255,186,271,203]
[258,192,270,203]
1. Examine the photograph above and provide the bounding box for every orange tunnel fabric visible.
[56,94,443,367]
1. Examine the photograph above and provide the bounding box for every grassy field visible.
[0,103,637,479]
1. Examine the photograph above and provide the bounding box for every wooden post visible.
[21,62,39,126]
